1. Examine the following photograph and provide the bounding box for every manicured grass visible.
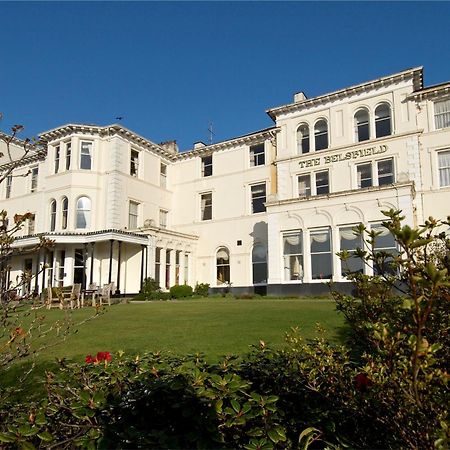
[2,298,345,399]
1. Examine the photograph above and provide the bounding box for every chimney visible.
[294,91,307,103]
[159,140,179,154]
[194,142,206,149]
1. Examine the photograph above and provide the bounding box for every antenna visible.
[207,121,215,144]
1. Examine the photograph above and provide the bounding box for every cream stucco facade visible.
[1,66,450,296]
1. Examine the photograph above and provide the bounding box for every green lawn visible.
[2,298,345,399]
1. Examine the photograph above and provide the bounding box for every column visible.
[89,243,95,286]
[169,249,176,288]
[303,231,312,283]
[82,244,88,290]
[146,235,156,280]
[159,247,166,290]
[178,251,185,285]
[34,249,40,295]
[140,245,145,289]
[108,239,114,284]
[115,241,122,295]
[332,226,341,282]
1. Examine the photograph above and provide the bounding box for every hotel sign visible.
[298,144,388,168]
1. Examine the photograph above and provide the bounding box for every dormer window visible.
[314,120,328,151]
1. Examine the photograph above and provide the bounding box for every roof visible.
[408,80,450,101]
[266,67,424,120]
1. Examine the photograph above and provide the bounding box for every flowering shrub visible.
[85,351,112,364]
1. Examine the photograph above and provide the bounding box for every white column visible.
[179,250,185,285]
[147,236,156,280]
[303,231,311,282]
[332,226,341,282]
[169,249,176,288]
[159,247,166,290]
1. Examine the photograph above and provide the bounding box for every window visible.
[298,171,329,196]
[252,245,267,284]
[5,175,12,199]
[316,170,329,195]
[55,146,60,173]
[73,248,85,286]
[27,214,35,235]
[250,143,265,167]
[201,155,213,177]
[76,196,91,229]
[160,163,167,188]
[80,142,92,170]
[128,201,139,229]
[30,166,38,192]
[310,228,332,280]
[371,223,397,275]
[314,120,328,151]
[50,200,56,231]
[216,247,230,285]
[65,142,72,170]
[251,183,266,213]
[297,124,310,154]
[377,158,394,185]
[283,232,303,281]
[200,192,212,221]
[357,163,372,188]
[130,149,139,177]
[61,197,68,230]
[159,209,168,228]
[375,103,392,138]
[356,158,394,188]
[354,109,370,142]
[340,226,364,277]
[434,99,450,130]
[438,150,450,187]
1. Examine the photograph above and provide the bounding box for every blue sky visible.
[1,1,449,151]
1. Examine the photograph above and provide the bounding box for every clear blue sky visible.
[1,1,449,151]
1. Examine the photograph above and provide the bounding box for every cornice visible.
[0,132,46,171]
[39,124,178,162]
[407,81,450,101]
[175,127,279,161]
[266,67,423,121]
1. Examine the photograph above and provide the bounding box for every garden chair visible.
[98,283,112,306]
[46,286,63,309]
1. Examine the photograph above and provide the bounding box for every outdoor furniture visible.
[81,284,100,307]
[98,283,113,306]
[46,286,63,309]
[59,284,82,309]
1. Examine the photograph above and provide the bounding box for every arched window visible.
[314,120,328,151]
[50,199,56,232]
[61,197,68,230]
[297,124,310,154]
[252,245,267,284]
[375,103,392,138]
[354,109,370,142]
[76,196,91,229]
[216,247,230,285]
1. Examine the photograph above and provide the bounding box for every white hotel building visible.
[1,66,450,296]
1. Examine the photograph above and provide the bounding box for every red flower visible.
[85,352,112,364]
[354,373,372,392]
[96,351,111,362]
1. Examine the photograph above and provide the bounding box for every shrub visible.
[169,284,193,299]
[194,282,210,297]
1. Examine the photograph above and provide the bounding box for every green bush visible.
[194,282,210,297]
[169,284,193,298]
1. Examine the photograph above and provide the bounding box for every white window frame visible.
[61,197,69,230]
[249,143,265,167]
[80,141,92,170]
[283,231,303,282]
[75,196,91,229]
[438,149,450,188]
[434,98,450,130]
[50,199,57,232]
[201,155,213,177]
[310,227,333,281]
[250,182,266,214]
[314,119,329,151]
[130,149,140,177]
[355,157,395,188]
[297,170,329,197]
[65,141,72,171]
[160,163,167,188]
[374,102,393,138]
[354,108,370,143]
[159,209,168,229]
[54,146,60,174]
[297,123,310,154]
[200,192,212,221]
[128,200,139,229]
[5,175,12,199]
[30,166,39,193]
